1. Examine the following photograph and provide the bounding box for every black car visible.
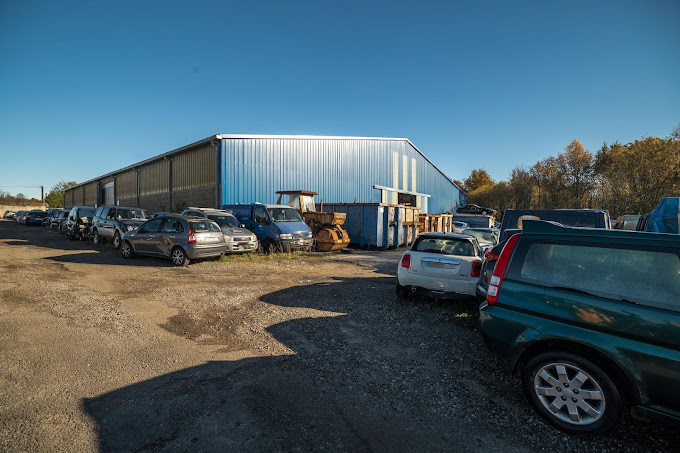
[456,204,497,217]
[24,211,49,226]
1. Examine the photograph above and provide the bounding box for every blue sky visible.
[1,0,678,199]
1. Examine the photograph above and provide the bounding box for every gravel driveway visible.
[0,220,677,452]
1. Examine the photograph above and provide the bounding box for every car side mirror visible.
[240,224,246,228]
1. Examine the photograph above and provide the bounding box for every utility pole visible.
[41,185,44,202]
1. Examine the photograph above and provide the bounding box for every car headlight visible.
[126,225,135,231]
[305,231,313,238]
[223,234,233,241]
[250,234,257,242]
[279,233,293,240]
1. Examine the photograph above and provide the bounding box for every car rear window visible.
[515,242,680,311]
[207,214,239,228]
[189,220,221,233]
[80,208,96,218]
[413,237,475,256]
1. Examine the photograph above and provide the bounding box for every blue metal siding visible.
[219,137,461,213]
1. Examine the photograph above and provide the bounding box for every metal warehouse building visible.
[64,134,465,214]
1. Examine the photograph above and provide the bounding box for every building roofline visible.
[64,134,463,194]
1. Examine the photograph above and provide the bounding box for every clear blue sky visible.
[1,0,678,199]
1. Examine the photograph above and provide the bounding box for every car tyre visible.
[120,240,134,259]
[171,246,189,267]
[264,239,276,255]
[93,229,102,246]
[396,281,409,299]
[522,351,623,436]
[113,231,122,249]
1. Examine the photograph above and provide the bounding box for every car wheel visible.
[396,281,409,299]
[93,229,102,246]
[264,239,276,255]
[171,247,189,266]
[522,352,623,435]
[112,231,122,249]
[120,240,134,259]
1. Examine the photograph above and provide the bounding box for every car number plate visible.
[204,237,219,242]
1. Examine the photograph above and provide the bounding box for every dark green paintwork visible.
[478,220,680,424]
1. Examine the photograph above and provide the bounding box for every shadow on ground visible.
[82,275,679,452]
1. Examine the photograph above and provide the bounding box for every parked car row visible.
[8,203,313,266]
[397,207,680,436]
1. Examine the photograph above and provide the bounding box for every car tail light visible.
[471,259,482,277]
[484,250,500,262]
[487,234,521,305]
[188,229,196,244]
[400,253,411,269]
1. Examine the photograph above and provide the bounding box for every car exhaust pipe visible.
[410,287,417,293]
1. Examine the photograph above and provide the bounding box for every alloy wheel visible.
[533,362,605,425]
[120,242,131,259]
[172,248,187,266]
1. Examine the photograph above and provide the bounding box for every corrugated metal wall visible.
[139,160,168,196]
[116,170,137,200]
[83,182,97,206]
[172,143,215,190]
[220,138,462,213]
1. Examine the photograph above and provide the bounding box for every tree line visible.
[455,126,680,219]
[0,191,43,207]
[0,181,78,208]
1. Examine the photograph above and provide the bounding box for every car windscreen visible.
[267,207,303,222]
[462,229,499,245]
[413,237,475,256]
[208,214,240,228]
[80,208,96,218]
[117,209,149,220]
[189,220,221,233]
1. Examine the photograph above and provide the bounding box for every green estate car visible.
[478,220,680,435]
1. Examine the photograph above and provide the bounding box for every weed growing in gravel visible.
[218,251,321,263]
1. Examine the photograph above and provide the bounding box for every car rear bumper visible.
[397,271,477,297]
[186,244,227,259]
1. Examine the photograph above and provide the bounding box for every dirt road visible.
[0,220,677,452]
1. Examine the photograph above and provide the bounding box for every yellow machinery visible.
[276,190,351,252]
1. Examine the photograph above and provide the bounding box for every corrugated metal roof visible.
[64,134,464,194]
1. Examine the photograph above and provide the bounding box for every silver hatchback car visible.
[120,215,227,266]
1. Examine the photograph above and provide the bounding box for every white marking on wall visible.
[392,151,399,204]
[412,158,420,209]
[402,155,408,191]
[423,196,428,214]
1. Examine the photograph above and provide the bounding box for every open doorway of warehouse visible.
[398,192,416,206]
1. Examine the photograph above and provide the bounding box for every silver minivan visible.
[120,215,227,266]
[180,207,258,254]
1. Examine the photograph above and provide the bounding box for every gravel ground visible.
[0,219,678,452]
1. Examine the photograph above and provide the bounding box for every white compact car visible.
[396,232,483,299]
